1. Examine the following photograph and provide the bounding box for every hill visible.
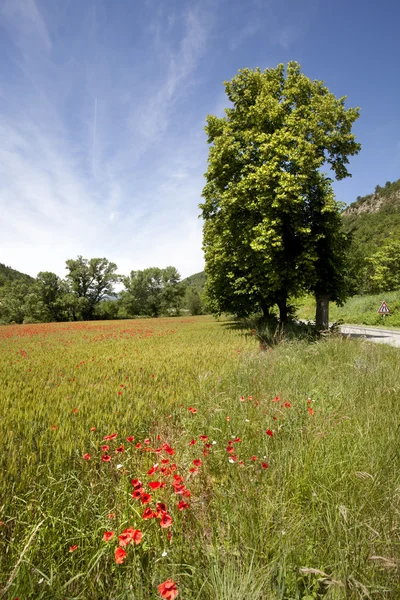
[0,263,35,288]
[342,178,400,293]
[182,271,206,292]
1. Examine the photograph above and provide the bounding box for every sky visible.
[1,0,399,280]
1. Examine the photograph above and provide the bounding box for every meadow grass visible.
[0,316,399,599]
[296,291,400,327]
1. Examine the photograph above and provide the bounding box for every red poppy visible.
[233,437,241,443]
[189,467,198,474]
[135,443,142,449]
[262,462,269,469]
[126,436,135,442]
[272,396,280,402]
[199,435,208,441]
[144,438,150,444]
[141,493,152,504]
[240,395,246,402]
[90,427,97,432]
[308,406,314,416]
[115,547,127,564]
[103,531,114,541]
[115,445,124,453]
[160,513,173,528]
[142,507,155,519]
[131,479,143,489]
[161,458,170,464]
[283,402,292,408]
[177,500,190,511]
[149,481,163,490]
[193,459,202,467]
[101,445,109,452]
[162,443,175,456]
[104,433,117,441]
[156,502,167,515]
[147,465,159,476]
[108,513,115,519]
[69,545,78,552]
[266,429,273,437]
[132,529,142,545]
[83,453,91,461]
[132,489,143,499]
[189,439,196,446]
[158,579,178,600]
[250,456,257,461]
[102,454,111,462]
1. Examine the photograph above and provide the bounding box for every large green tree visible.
[200,62,360,325]
[121,267,185,318]
[65,256,119,321]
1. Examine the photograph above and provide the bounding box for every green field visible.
[1,317,399,599]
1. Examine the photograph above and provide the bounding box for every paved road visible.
[340,324,400,348]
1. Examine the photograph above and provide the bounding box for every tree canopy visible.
[200,62,360,324]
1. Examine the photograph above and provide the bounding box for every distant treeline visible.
[0,258,207,324]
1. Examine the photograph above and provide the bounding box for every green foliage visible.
[65,256,119,320]
[121,267,185,318]
[201,62,360,322]
[185,287,204,315]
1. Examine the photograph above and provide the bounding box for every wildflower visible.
[141,493,152,504]
[51,424,57,430]
[115,547,127,564]
[69,545,78,552]
[177,500,190,511]
[262,462,269,469]
[126,436,135,442]
[104,433,117,441]
[160,513,173,528]
[143,507,156,519]
[90,427,97,432]
[158,579,178,600]
[83,453,91,461]
[189,439,196,446]
[156,502,167,516]
[308,406,314,416]
[103,531,114,541]
[101,445,109,452]
[283,402,292,408]
[101,454,111,462]
[147,464,159,476]
[240,396,246,402]
[108,513,115,519]
[115,445,124,453]
[233,437,241,443]
[135,442,142,449]
[131,478,143,489]
[149,481,163,490]
[162,443,175,455]
[266,429,273,437]
[199,435,208,441]
[272,396,280,403]
[250,456,257,461]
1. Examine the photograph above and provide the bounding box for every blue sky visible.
[1,0,399,279]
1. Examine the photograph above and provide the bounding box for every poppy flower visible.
[308,406,314,416]
[149,481,163,490]
[250,456,257,461]
[102,454,111,462]
[131,478,143,489]
[126,436,135,442]
[161,458,170,464]
[272,396,280,403]
[144,438,150,444]
[115,547,127,564]
[262,462,269,469]
[240,396,246,402]
[147,465,159,476]
[193,459,202,467]
[132,529,142,545]
[158,579,178,600]
[132,489,143,499]
[135,443,142,449]
[141,493,152,504]
[104,433,117,441]
[142,507,155,519]
[233,437,242,443]
[177,500,190,511]
[162,443,175,456]
[160,513,173,528]
[83,453,91,461]
[69,545,78,552]
[189,467,198,474]
[108,513,115,519]
[199,435,208,441]
[103,531,114,541]
[115,445,124,453]
[101,445,109,452]
[283,402,292,408]
[156,502,167,515]
[189,439,196,446]
[90,427,97,432]
[266,429,273,437]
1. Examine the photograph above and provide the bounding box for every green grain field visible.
[0,316,399,599]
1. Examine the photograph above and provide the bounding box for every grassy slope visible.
[0,316,399,599]
[297,290,400,327]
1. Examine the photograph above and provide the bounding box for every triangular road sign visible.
[378,301,390,314]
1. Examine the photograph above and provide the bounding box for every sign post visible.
[377,301,390,320]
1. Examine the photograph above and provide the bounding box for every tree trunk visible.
[277,297,288,324]
[315,294,330,330]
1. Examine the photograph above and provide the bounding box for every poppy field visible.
[0,316,399,599]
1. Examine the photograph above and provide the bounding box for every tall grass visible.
[0,316,399,599]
